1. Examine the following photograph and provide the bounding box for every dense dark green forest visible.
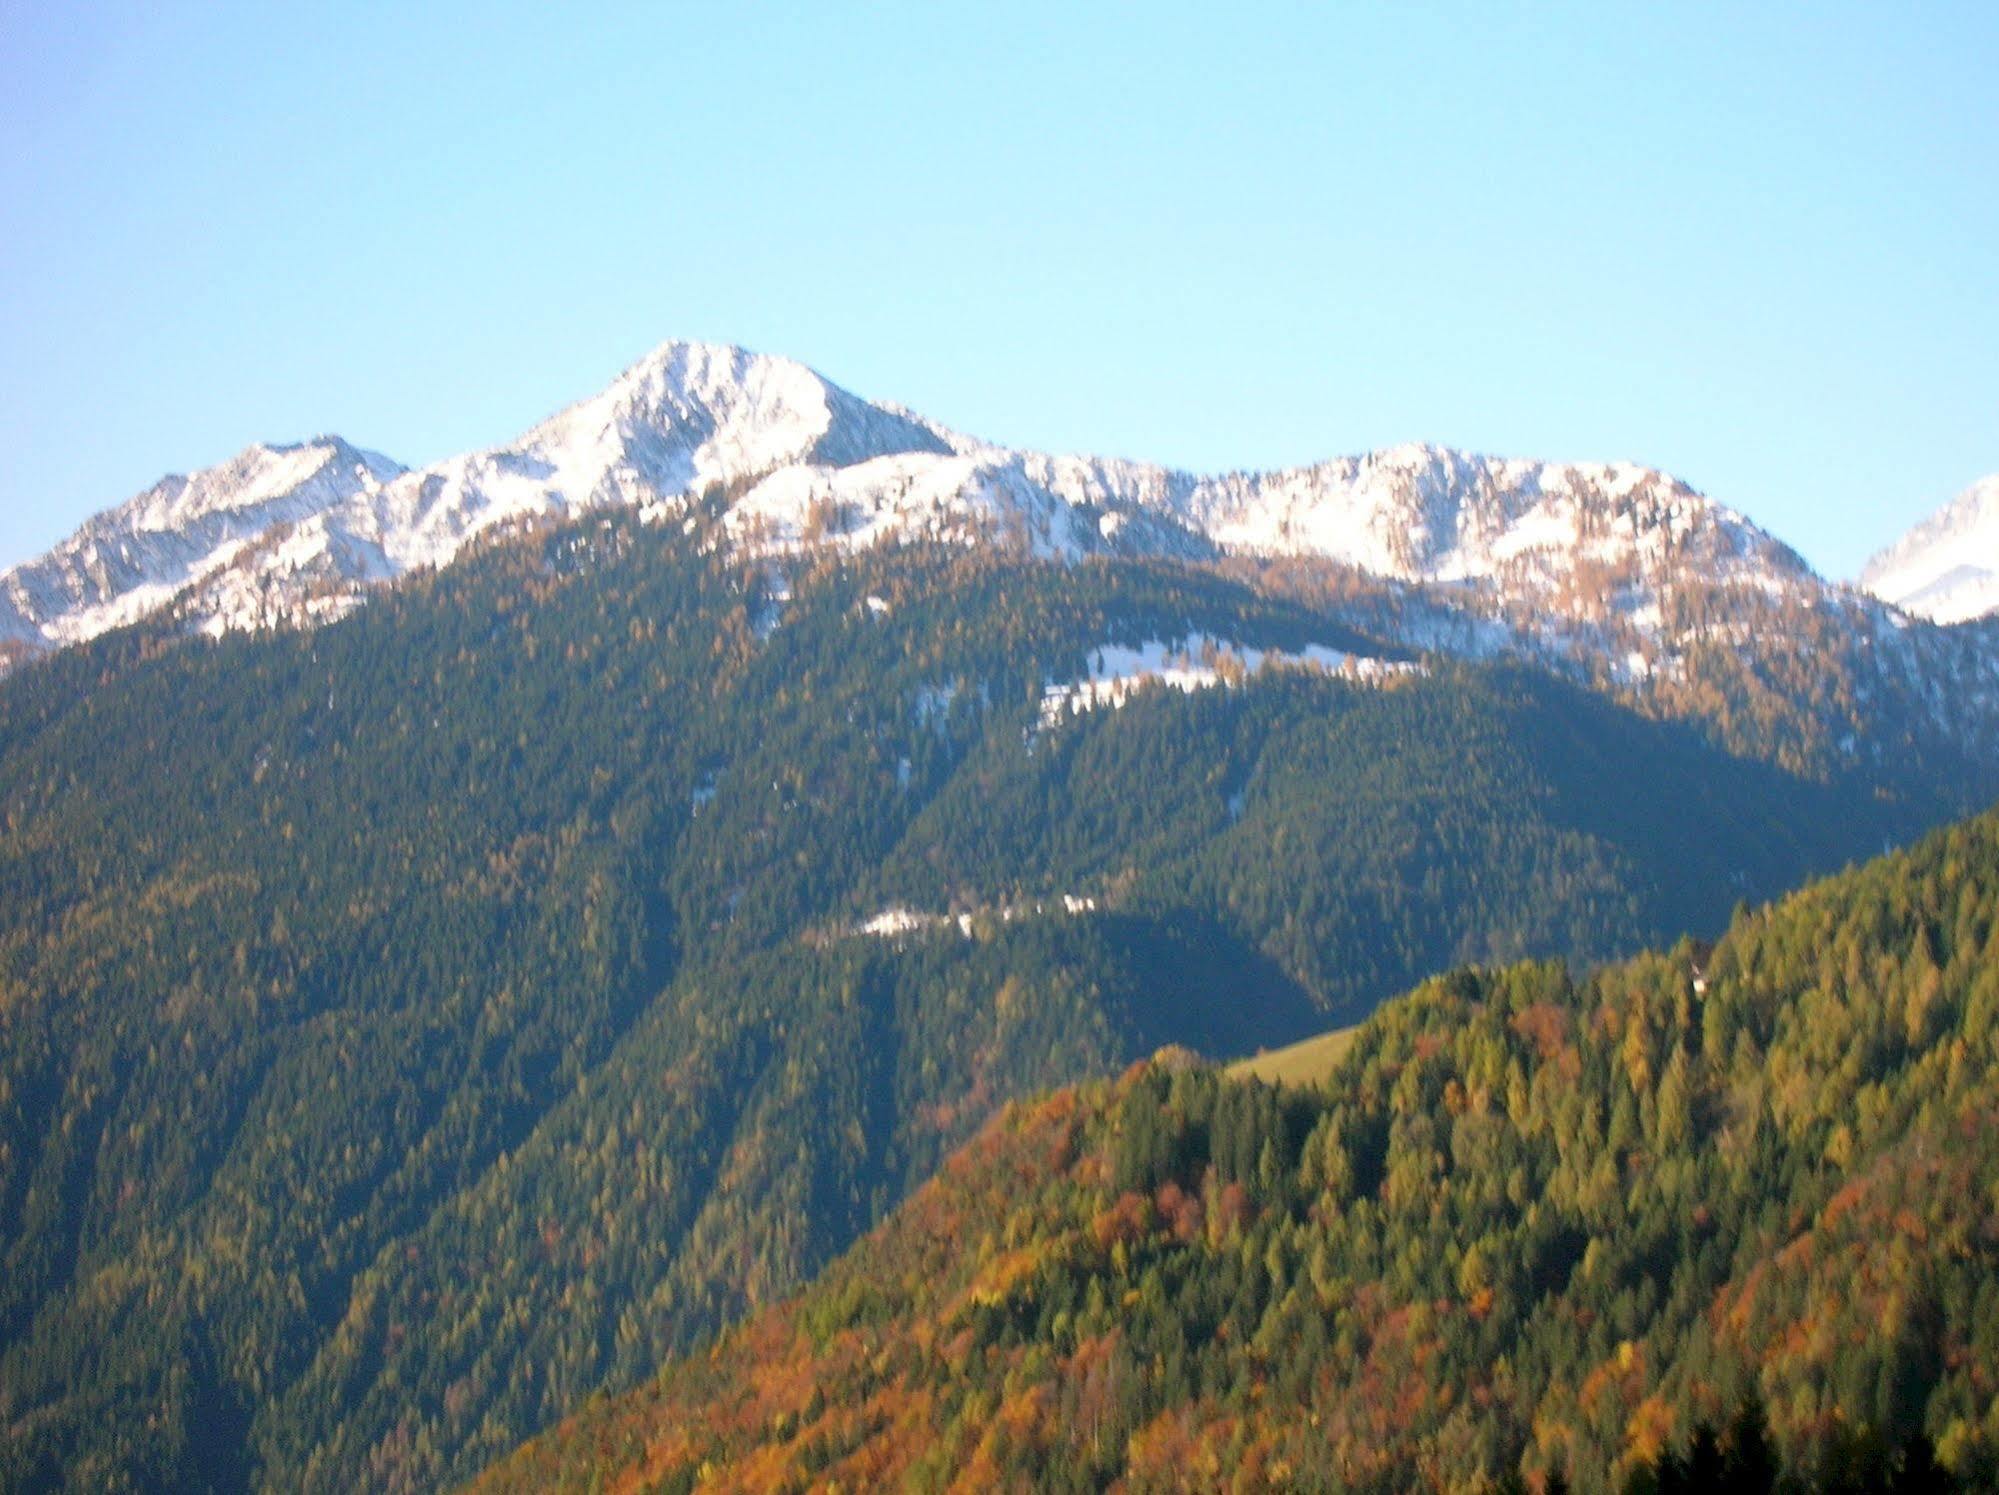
[484,807,1999,1493]
[0,501,1981,1489]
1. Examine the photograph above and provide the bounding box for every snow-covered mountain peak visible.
[585,338,841,457]
[551,337,955,476]
[1,436,404,653]
[1860,474,1999,624]
[343,340,961,578]
[1179,441,1809,607]
[90,437,402,536]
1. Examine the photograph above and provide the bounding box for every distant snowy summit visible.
[1860,474,1999,625]
[0,344,946,659]
[0,339,1979,669]
[0,437,404,654]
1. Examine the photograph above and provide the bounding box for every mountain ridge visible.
[0,337,1938,662]
[0,435,404,652]
[8,339,1995,805]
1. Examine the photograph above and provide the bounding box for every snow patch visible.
[855,894,1102,943]
[1040,633,1418,725]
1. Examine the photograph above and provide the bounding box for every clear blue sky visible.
[2,2,1993,578]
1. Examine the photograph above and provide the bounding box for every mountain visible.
[0,341,1914,657]
[2,344,1996,1490]
[479,806,1999,1493]
[0,437,403,660]
[0,503,1967,1492]
[1861,473,1999,624]
[0,344,954,663]
[8,339,1997,793]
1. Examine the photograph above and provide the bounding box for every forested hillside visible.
[0,501,1978,1489]
[485,806,1999,1493]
